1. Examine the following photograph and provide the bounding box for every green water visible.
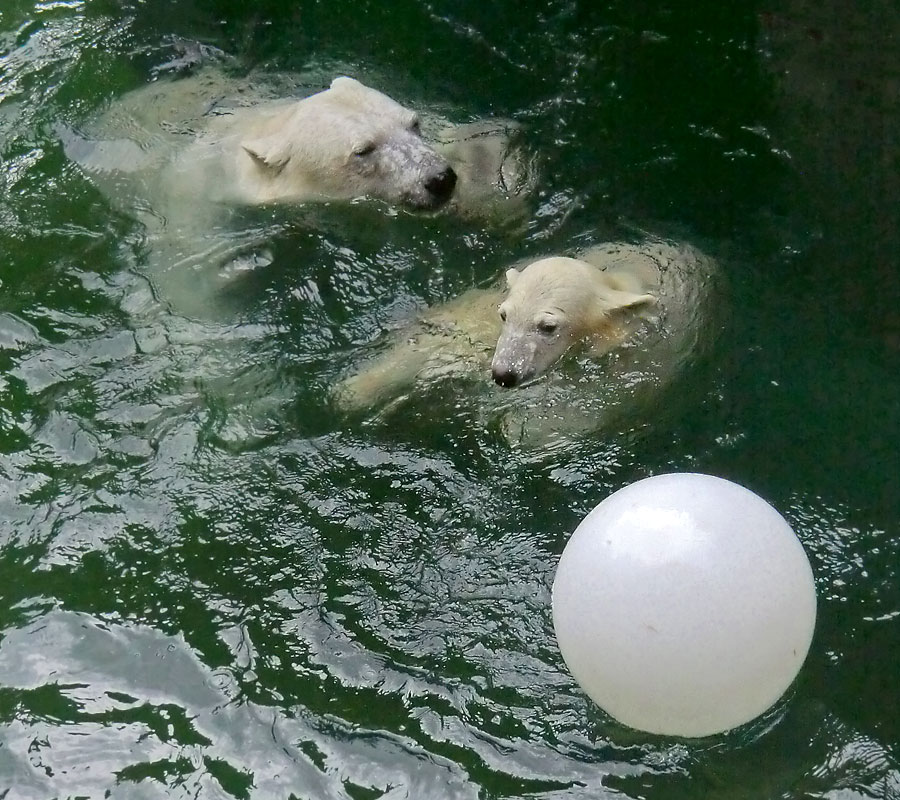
[1,1,898,798]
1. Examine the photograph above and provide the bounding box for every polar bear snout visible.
[491,336,539,388]
[492,365,525,388]
[401,161,457,210]
[377,131,458,210]
[424,165,457,205]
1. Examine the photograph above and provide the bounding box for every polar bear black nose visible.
[492,367,519,388]
[425,166,457,200]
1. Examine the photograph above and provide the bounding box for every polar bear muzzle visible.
[376,132,457,210]
[491,327,555,388]
[422,164,457,206]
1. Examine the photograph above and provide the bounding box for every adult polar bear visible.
[334,239,718,448]
[62,70,532,317]
[150,75,457,210]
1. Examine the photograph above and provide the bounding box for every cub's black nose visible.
[425,166,457,200]
[492,367,519,388]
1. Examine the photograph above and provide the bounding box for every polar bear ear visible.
[330,76,362,93]
[505,268,520,288]
[242,136,292,174]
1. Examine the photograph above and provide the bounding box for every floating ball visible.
[552,473,816,737]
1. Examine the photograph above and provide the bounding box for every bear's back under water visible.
[59,68,313,318]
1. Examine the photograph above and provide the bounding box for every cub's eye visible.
[409,117,422,134]
[353,142,376,157]
[498,307,507,322]
[537,319,558,334]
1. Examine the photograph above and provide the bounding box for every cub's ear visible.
[330,76,362,94]
[504,268,520,288]
[242,136,292,174]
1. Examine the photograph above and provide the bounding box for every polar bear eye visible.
[498,306,507,322]
[409,116,422,134]
[537,319,558,334]
[353,142,377,157]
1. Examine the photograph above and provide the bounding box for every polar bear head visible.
[241,77,457,210]
[491,256,656,387]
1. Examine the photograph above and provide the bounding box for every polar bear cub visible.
[333,239,716,429]
[491,256,655,387]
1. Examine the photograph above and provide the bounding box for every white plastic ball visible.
[552,473,816,737]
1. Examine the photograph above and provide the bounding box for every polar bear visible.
[174,75,458,210]
[60,70,534,317]
[333,239,717,446]
[64,74,456,211]
[490,255,656,388]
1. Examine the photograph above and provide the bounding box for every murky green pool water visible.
[1,1,898,797]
